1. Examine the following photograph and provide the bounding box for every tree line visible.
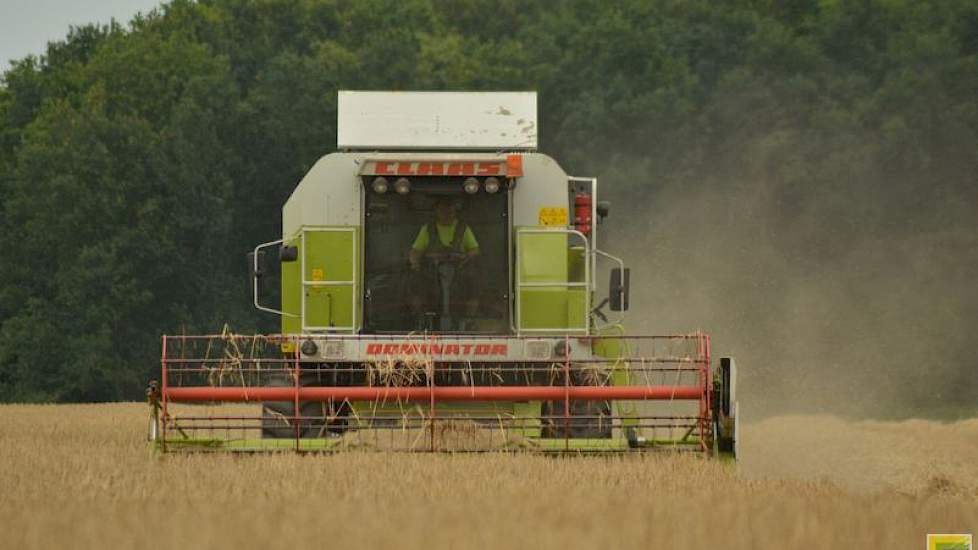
[0,0,975,406]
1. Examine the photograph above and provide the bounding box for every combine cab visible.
[149,91,739,456]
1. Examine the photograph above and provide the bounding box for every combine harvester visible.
[149,91,739,456]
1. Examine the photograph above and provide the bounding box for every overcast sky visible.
[1,0,163,73]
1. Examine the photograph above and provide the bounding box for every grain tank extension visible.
[150,91,740,455]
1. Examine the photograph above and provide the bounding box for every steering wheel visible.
[423,250,468,266]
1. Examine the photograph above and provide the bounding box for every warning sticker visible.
[311,268,325,281]
[538,207,568,226]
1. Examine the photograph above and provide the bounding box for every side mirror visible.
[609,267,630,311]
[279,245,298,262]
[247,250,266,279]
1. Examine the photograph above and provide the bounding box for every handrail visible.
[252,238,298,318]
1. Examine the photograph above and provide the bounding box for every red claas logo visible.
[365,343,508,356]
[371,161,502,177]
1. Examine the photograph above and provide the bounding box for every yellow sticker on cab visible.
[311,268,324,281]
[539,207,568,226]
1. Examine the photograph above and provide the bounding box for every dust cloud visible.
[599,167,977,420]
[591,131,978,489]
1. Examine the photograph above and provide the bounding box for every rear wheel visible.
[540,399,613,438]
[261,367,348,439]
[713,357,737,457]
[540,365,614,438]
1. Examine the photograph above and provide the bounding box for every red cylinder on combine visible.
[574,193,592,235]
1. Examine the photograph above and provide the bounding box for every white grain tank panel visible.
[338,91,537,150]
[512,153,569,226]
[283,153,361,237]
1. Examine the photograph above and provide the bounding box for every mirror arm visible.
[591,298,610,323]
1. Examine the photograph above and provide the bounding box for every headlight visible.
[463,177,480,194]
[484,177,500,194]
[371,177,388,194]
[553,340,570,357]
[394,177,411,194]
[300,339,319,356]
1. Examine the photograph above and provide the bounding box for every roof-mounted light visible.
[394,177,411,195]
[484,177,500,194]
[371,177,388,194]
[463,177,480,194]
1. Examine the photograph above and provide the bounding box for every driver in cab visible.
[409,197,480,269]
[408,197,481,318]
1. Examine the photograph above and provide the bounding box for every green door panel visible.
[304,230,355,283]
[305,286,355,329]
[281,227,359,334]
[518,232,568,282]
[516,228,587,332]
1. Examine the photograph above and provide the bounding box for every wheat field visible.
[0,403,975,549]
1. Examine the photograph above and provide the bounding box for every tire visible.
[540,399,613,439]
[261,368,347,439]
[714,358,737,456]
[539,365,614,439]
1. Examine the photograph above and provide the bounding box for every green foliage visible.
[0,0,975,402]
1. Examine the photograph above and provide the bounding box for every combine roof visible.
[337,91,537,151]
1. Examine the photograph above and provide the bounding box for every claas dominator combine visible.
[149,91,739,456]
